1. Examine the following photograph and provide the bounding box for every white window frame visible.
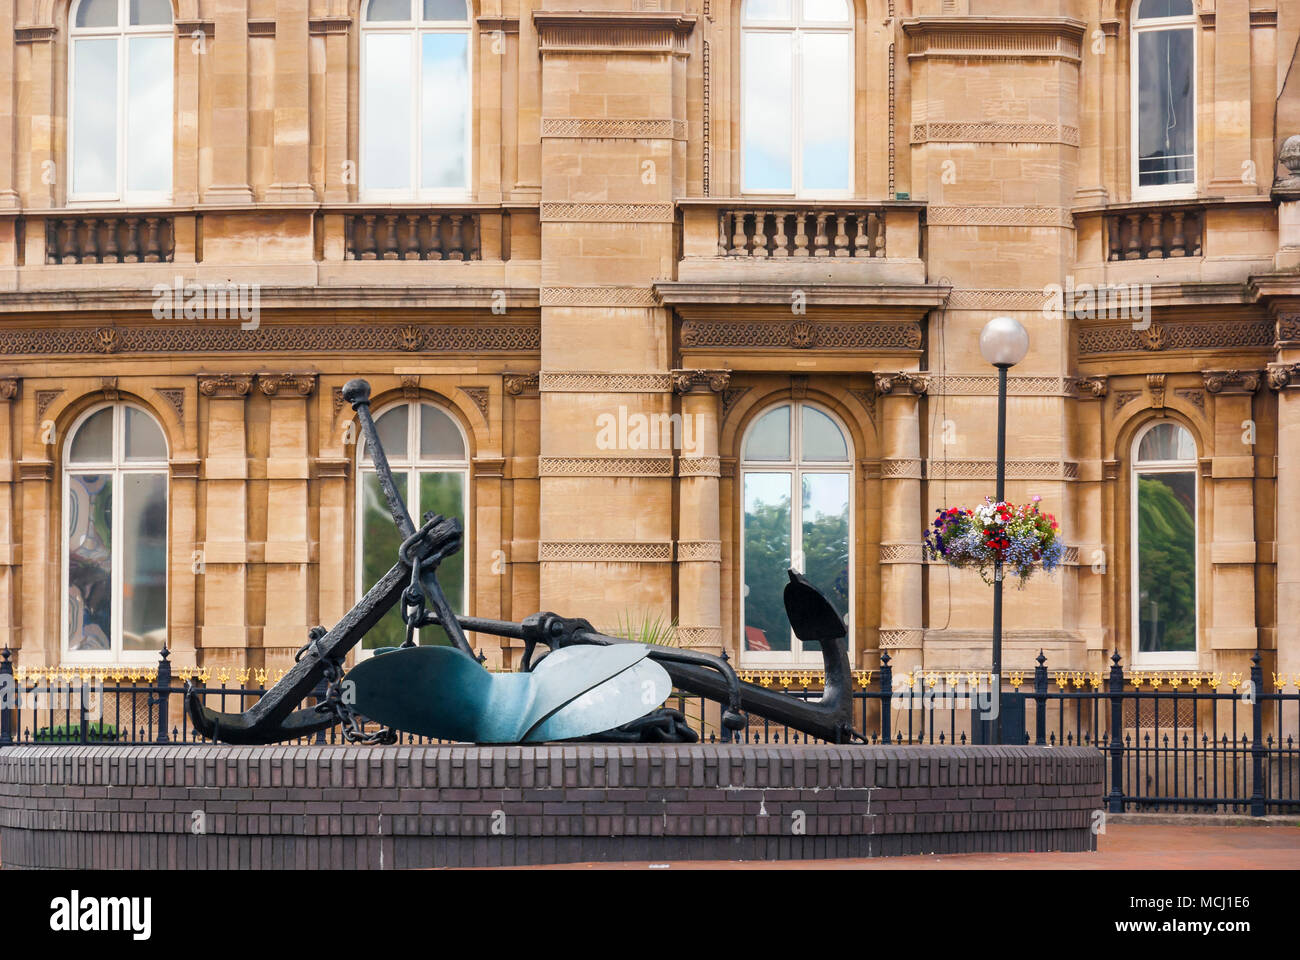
[1130,0,1197,201]
[62,403,170,664]
[354,399,471,659]
[359,0,473,202]
[739,400,854,667]
[67,0,175,206]
[1129,420,1199,670]
[740,0,854,199]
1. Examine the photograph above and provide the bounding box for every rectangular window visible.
[1136,28,1195,191]
[125,35,173,197]
[742,32,794,193]
[742,472,793,652]
[421,32,469,191]
[362,32,414,193]
[72,37,119,198]
[1135,471,1196,655]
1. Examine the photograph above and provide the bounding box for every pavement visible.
[510,823,1300,869]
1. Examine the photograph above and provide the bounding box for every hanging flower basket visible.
[922,497,1064,589]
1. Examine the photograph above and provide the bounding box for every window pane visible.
[417,472,466,646]
[361,472,409,650]
[419,405,465,460]
[70,408,115,463]
[363,33,413,192]
[801,472,850,650]
[803,0,849,22]
[121,473,167,651]
[368,405,409,462]
[801,406,848,461]
[745,0,791,20]
[424,0,467,20]
[126,36,173,195]
[801,33,851,192]
[72,38,119,196]
[1138,0,1192,18]
[1137,28,1195,187]
[125,408,167,461]
[1137,422,1196,462]
[744,405,791,461]
[421,33,469,190]
[76,0,118,28]
[742,32,793,192]
[367,0,413,20]
[130,0,174,25]
[1136,472,1196,654]
[743,472,792,652]
[67,474,113,652]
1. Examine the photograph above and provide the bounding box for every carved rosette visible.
[671,368,731,395]
[873,372,929,397]
[198,374,254,398]
[257,374,316,398]
[1202,369,1262,395]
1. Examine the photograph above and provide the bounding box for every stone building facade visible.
[0,0,1297,689]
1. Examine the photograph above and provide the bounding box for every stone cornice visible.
[476,17,521,34]
[655,281,950,308]
[533,12,695,56]
[902,17,1085,62]
[307,17,349,36]
[14,25,58,44]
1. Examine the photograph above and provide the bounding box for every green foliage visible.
[743,497,791,650]
[33,722,119,743]
[614,610,680,647]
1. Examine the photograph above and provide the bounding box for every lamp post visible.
[979,316,1030,744]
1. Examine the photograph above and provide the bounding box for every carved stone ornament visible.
[873,372,929,396]
[1266,363,1298,391]
[671,369,732,395]
[257,374,316,398]
[198,374,254,398]
[1202,369,1262,395]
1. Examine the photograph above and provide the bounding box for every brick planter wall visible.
[0,744,1103,868]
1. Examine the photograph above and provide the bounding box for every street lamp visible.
[979,316,1029,744]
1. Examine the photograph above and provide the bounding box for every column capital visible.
[198,374,254,399]
[1070,375,1108,399]
[874,372,928,397]
[1203,369,1263,395]
[1266,362,1300,391]
[672,369,731,395]
[256,374,316,398]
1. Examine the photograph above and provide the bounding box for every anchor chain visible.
[295,627,398,746]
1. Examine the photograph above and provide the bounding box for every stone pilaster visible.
[1208,0,1256,196]
[1071,376,1109,653]
[206,0,255,203]
[0,2,18,207]
[875,372,926,675]
[258,375,315,667]
[267,0,314,202]
[1268,362,1300,680]
[17,19,56,207]
[197,375,253,666]
[0,380,17,650]
[673,370,728,655]
[1203,370,1262,657]
[312,14,351,202]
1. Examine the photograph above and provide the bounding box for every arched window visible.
[357,400,469,651]
[740,402,852,663]
[69,0,174,203]
[1132,0,1196,197]
[741,0,852,196]
[1131,421,1198,665]
[361,0,472,199]
[63,404,169,659]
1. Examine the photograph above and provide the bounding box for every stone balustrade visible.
[1105,203,1204,260]
[714,205,887,258]
[344,210,481,261]
[44,215,175,265]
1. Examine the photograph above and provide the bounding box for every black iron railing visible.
[2,646,1295,816]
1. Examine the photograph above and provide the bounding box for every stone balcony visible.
[675,199,927,285]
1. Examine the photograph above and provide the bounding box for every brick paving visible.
[505,823,1300,869]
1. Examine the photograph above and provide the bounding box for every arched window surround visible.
[1130,0,1198,200]
[359,0,474,202]
[67,0,175,205]
[738,398,854,667]
[739,0,855,199]
[61,400,171,663]
[354,395,471,657]
[1128,417,1200,669]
